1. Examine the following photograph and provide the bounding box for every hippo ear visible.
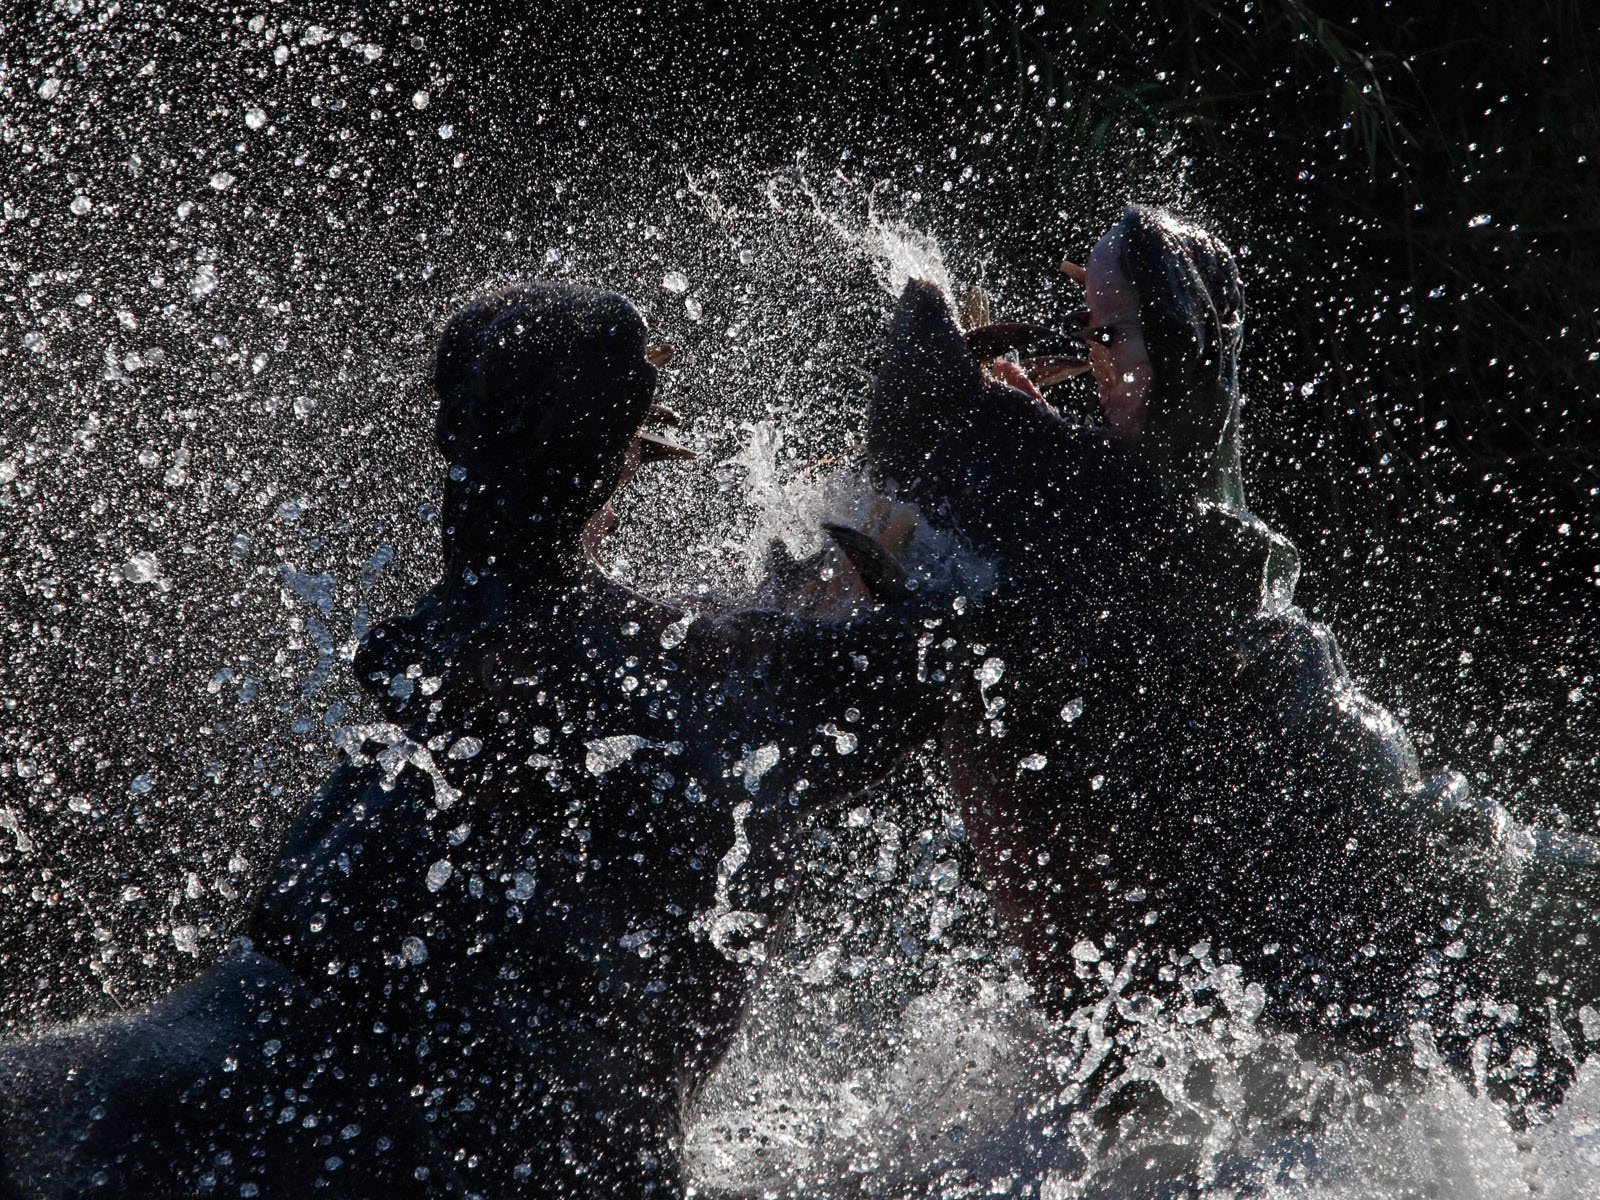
[867,281,986,491]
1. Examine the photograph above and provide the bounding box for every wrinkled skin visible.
[0,285,948,1199]
[866,279,1593,1115]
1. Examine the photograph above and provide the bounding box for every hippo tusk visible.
[1020,355,1092,388]
[636,430,697,463]
[648,402,683,427]
[987,360,1057,412]
[822,522,913,604]
[644,340,675,368]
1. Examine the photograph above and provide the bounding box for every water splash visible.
[2,8,1594,1192]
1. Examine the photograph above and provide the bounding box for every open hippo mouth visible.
[584,340,698,560]
[634,402,697,465]
[940,283,1094,409]
[960,302,1091,409]
[865,280,1090,495]
[636,339,698,465]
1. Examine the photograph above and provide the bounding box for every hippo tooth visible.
[636,430,697,463]
[1020,355,1092,388]
[960,284,991,331]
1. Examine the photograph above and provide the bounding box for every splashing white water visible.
[767,167,957,302]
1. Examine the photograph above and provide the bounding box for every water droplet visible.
[190,264,219,298]
[446,736,482,760]
[118,552,163,584]
[821,724,858,755]
[1019,753,1047,772]
[0,810,33,854]
[412,90,430,110]
[436,123,454,140]
[70,195,92,216]
[507,872,536,901]
[684,296,703,321]
[245,107,267,130]
[585,734,652,775]
[399,936,428,965]
[662,270,689,293]
[209,170,236,191]
[38,78,61,100]
[659,614,693,648]
[738,743,781,793]
[424,860,453,892]
[1580,1006,1600,1041]
[1060,697,1084,723]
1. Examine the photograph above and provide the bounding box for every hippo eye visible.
[1085,325,1121,348]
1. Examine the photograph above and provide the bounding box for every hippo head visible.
[866,280,1045,527]
[432,283,692,577]
[862,278,1275,637]
[1103,204,1248,508]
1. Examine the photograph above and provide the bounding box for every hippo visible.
[0,284,954,1199]
[863,206,1600,1120]
[246,284,958,1197]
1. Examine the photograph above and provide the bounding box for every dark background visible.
[1,1,1596,1029]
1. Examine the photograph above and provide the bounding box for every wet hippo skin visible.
[866,278,1595,1113]
[0,949,449,1198]
[246,285,952,1198]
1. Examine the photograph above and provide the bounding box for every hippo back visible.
[0,950,444,1199]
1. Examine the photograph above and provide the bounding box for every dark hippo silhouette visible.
[0,949,445,1197]
[865,222,1600,1120]
[0,284,953,1199]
